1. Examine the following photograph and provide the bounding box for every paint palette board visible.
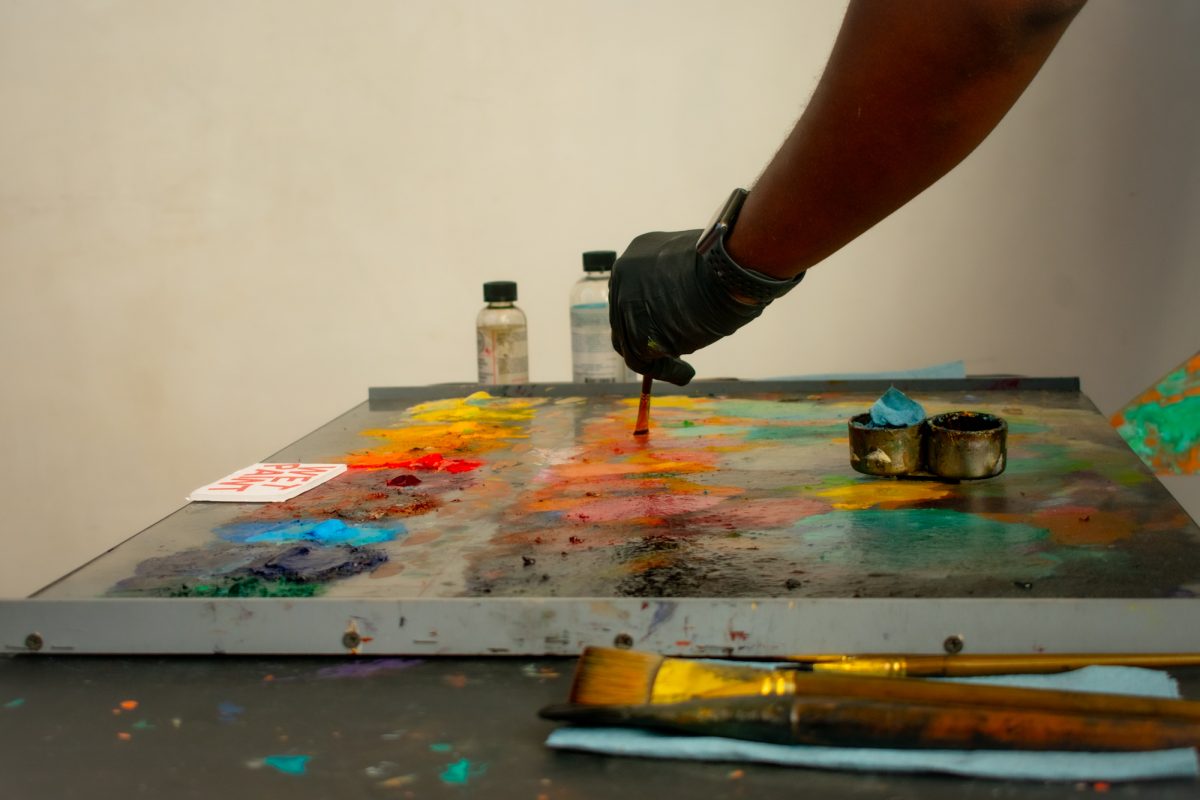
[6,379,1200,656]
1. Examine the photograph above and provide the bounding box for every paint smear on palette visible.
[1112,352,1200,474]
[107,541,388,597]
[345,392,542,469]
[215,519,405,547]
[791,509,1059,579]
[314,658,423,680]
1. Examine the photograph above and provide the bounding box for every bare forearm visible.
[728,0,1087,278]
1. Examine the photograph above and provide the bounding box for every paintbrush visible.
[782,653,1200,678]
[569,647,1200,722]
[633,374,652,437]
[540,694,1200,752]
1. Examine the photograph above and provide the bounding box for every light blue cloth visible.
[771,359,967,382]
[546,667,1199,782]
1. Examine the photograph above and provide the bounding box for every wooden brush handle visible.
[779,671,1200,722]
[787,697,1200,752]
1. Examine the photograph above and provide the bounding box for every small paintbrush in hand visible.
[633,374,652,437]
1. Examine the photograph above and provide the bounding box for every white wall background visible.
[1,0,1197,597]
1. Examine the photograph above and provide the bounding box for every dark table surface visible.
[1,656,1196,799]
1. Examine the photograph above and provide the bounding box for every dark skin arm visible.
[609,0,1087,384]
[730,0,1088,278]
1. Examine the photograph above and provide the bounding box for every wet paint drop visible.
[119,700,139,711]
[440,758,483,785]
[117,731,132,742]
[131,719,155,731]
[386,474,423,487]
[263,755,310,775]
[3,698,25,709]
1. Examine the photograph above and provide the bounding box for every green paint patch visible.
[4,698,25,709]
[429,743,453,753]
[792,509,1058,578]
[169,577,321,598]
[440,758,485,785]
[131,719,155,731]
[1117,394,1200,473]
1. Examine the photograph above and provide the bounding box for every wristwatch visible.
[696,188,804,306]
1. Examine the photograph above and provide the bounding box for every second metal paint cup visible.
[848,413,923,477]
[924,411,1007,480]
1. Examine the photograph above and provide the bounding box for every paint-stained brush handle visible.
[799,653,1200,678]
[541,695,1200,752]
[633,374,652,437]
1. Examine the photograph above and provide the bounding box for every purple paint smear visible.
[315,658,423,680]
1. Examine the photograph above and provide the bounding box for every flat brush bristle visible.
[569,647,663,706]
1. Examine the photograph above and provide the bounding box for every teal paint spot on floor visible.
[4,698,25,709]
[792,509,1057,578]
[264,755,310,775]
[429,742,453,753]
[441,758,471,784]
[131,719,155,731]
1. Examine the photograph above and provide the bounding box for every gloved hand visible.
[608,229,802,386]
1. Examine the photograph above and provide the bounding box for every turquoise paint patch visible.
[792,509,1057,577]
[429,743,453,753]
[1005,442,1092,476]
[440,758,485,784]
[709,399,848,422]
[264,755,310,775]
[216,519,405,547]
[1005,418,1051,435]
[746,425,827,441]
[4,698,25,709]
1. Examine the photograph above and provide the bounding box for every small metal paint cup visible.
[925,411,1007,480]
[848,413,923,477]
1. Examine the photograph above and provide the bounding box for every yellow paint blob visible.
[408,392,541,423]
[817,480,951,510]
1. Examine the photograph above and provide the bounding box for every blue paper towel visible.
[869,386,926,427]
[545,667,1199,782]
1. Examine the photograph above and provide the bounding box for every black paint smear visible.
[248,545,389,582]
[108,541,389,597]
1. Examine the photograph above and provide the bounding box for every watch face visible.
[696,188,748,253]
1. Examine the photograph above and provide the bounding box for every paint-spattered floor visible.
[2,655,1199,799]
[39,381,1200,602]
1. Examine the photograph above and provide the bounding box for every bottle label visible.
[477,324,528,384]
[571,303,626,383]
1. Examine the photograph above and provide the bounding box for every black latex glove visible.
[609,230,797,386]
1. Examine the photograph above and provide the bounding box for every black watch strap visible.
[703,224,804,307]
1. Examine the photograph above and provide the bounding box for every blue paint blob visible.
[264,754,310,775]
[216,519,405,547]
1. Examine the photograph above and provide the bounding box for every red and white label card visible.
[188,463,347,503]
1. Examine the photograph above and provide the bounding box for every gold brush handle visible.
[806,654,1200,677]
